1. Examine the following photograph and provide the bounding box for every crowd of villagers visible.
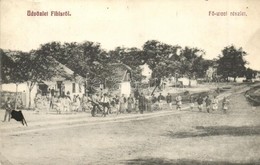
[33,87,183,116]
[32,86,230,117]
[3,87,230,122]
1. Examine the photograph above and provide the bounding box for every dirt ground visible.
[1,84,260,165]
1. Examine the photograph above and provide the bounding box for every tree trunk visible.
[27,81,35,109]
[15,83,18,110]
[28,89,32,109]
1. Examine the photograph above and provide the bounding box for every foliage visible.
[179,47,206,79]
[2,40,252,100]
[1,48,63,108]
[142,40,181,78]
[142,40,208,79]
[217,45,247,81]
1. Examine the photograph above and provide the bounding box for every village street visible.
[1,84,260,165]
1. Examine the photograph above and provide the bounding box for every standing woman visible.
[146,95,152,112]
[138,93,146,114]
[157,93,164,110]
[190,95,195,110]
[119,94,126,113]
[212,96,219,111]
[114,95,120,115]
[222,96,229,113]
[176,95,182,111]
[127,94,135,113]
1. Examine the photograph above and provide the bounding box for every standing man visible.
[100,93,109,117]
[91,93,102,117]
[197,95,204,112]
[205,95,212,113]
[3,97,12,122]
[166,93,173,110]
[138,93,146,114]
[134,89,140,100]
[51,87,55,97]
[49,87,55,110]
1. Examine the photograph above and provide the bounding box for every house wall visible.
[178,78,197,87]
[120,82,131,97]
[63,81,84,99]
[236,77,246,83]
[141,64,152,83]
[43,81,84,98]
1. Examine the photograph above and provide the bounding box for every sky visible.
[1,0,260,70]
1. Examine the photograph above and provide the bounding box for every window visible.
[72,83,76,93]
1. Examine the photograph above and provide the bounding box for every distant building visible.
[140,63,152,83]
[109,63,132,97]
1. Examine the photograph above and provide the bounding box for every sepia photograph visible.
[1,0,260,164]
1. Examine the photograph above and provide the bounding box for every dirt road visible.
[1,84,260,165]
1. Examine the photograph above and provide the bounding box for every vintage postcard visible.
[1,0,260,164]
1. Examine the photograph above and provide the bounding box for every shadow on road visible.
[165,125,260,138]
[123,157,258,165]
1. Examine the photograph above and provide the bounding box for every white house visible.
[37,63,85,99]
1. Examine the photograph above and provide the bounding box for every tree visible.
[142,40,181,79]
[1,49,15,84]
[179,47,206,79]
[217,45,247,81]
[1,50,30,109]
